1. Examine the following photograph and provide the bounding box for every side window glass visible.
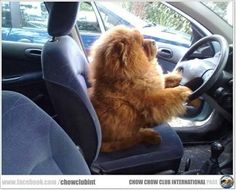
[97,4,130,30]
[2,3,11,27]
[77,2,102,56]
[122,2,192,47]
[77,2,101,33]
[2,2,49,44]
[145,2,192,46]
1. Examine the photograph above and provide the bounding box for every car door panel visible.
[2,42,42,82]
[2,41,54,115]
[157,42,188,73]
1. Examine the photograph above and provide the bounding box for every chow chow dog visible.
[88,26,191,152]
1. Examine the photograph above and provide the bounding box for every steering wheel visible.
[174,35,229,101]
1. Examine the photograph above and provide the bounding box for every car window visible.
[87,2,193,50]
[122,2,192,44]
[2,3,11,28]
[78,1,197,67]
[96,3,133,30]
[2,2,49,44]
[76,2,103,56]
[201,1,232,26]
[77,2,101,33]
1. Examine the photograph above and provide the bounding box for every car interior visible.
[2,2,233,175]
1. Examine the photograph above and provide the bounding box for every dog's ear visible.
[116,41,128,66]
[105,41,128,67]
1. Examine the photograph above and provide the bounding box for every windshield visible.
[201,1,232,26]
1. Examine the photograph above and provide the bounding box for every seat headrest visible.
[48,2,79,37]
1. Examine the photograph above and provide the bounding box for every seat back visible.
[42,2,101,166]
[2,91,90,174]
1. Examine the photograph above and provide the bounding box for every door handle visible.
[2,76,21,84]
[25,49,42,59]
[158,48,173,59]
[2,72,42,85]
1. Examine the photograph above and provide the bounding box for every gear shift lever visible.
[211,142,224,162]
[200,142,224,174]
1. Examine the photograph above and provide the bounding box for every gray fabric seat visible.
[42,2,184,174]
[42,2,101,167]
[2,91,90,175]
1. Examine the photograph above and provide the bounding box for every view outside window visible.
[2,1,232,48]
[202,1,233,26]
[121,2,192,41]
[2,2,49,44]
[1,1,195,47]
[77,2,101,33]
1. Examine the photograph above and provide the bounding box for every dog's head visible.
[90,25,154,80]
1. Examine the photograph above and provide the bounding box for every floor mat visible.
[179,141,232,174]
[179,144,211,172]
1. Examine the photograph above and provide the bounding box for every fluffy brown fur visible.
[88,26,192,152]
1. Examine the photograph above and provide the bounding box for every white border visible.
[1,175,234,189]
[0,0,235,189]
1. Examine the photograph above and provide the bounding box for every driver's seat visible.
[42,2,184,174]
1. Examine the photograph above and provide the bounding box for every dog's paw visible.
[165,71,182,88]
[171,70,182,82]
[174,86,192,102]
[139,128,161,144]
